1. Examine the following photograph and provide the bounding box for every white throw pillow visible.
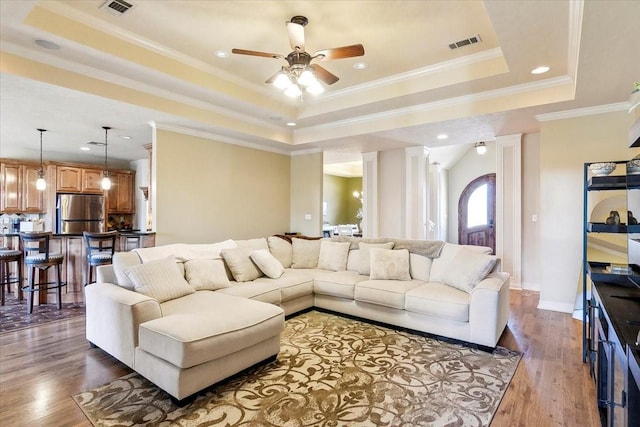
[112,251,142,290]
[184,259,231,290]
[250,249,285,279]
[369,248,411,281]
[268,236,292,268]
[124,255,195,303]
[317,241,351,271]
[443,250,497,293]
[291,238,322,269]
[220,247,263,282]
[358,242,395,275]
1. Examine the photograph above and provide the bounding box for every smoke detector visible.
[100,0,134,16]
[448,34,482,50]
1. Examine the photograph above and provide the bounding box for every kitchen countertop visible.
[2,231,155,237]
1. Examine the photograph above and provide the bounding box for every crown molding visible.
[535,102,629,122]
[567,0,584,80]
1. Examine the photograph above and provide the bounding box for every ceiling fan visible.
[232,16,365,97]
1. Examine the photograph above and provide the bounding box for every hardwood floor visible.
[0,289,600,426]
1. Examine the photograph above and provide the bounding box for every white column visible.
[405,146,430,239]
[362,152,379,237]
[496,134,522,288]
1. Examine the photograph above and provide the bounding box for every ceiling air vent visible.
[448,34,482,50]
[100,0,134,16]
[86,141,105,146]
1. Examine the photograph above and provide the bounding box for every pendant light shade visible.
[475,141,487,155]
[36,128,47,191]
[101,126,112,190]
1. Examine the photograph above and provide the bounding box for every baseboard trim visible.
[521,281,540,291]
[537,300,575,313]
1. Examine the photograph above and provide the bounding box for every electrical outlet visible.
[304,214,312,220]
[532,214,537,222]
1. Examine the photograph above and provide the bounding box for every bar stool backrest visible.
[20,232,53,262]
[83,231,118,257]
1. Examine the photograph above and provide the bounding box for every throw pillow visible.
[267,236,292,268]
[220,247,263,282]
[291,238,322,269]
[112,251,142,290]
[442,250,497,293]
[317,241,351,271]
[250,249,285,279]
[369,248,411,281]
[358,242,395,275]
[124,255,195,303]
[184,259,231,291]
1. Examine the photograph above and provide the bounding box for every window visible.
[467,184,487,227]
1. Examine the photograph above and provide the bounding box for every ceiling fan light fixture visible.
[273,72,292,89]
[306,81,325,95]
[297,69,316,87]
[284,84,302,98]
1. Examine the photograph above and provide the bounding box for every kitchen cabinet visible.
[118,232,155,252]
[56,166,83,192]
[81,169,104,193]
[1,161,45,213]
[107,171,135,214]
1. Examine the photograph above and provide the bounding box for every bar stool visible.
[83,231,117,286]
[0,248,23,306]
[20,232,65,314]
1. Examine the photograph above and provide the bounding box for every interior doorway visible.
[458,173,496,254]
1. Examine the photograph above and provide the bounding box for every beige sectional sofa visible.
[85,236,510,402]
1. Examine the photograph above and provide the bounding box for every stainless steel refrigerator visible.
[56,194,105,234]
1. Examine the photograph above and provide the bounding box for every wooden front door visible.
[458,173,496,254]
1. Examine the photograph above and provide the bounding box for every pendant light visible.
[475,141,487,155]
[35,128,47,191]
[101,126,112,190]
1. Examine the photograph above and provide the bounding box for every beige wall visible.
[323,174,362,225]
[153,129,290,245]
[539,110,638,312]
[521,133,541,290]
[290,152,323,236]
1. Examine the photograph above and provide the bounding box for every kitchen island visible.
[0,231,155,306]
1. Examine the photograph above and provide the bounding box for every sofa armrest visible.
[468,272,510,347]
[85,282,162,369]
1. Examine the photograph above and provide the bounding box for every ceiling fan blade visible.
[286,21,305,51]
[231,48,283,59]
[314,44,365,60]
[311,65,339,85]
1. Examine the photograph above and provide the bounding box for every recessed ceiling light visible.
[119,135,132,140]
[80,146,90,151]
[35,39,60,50]
[215,50,229,58]
[286,122,296,127]
[353,62,368,70]
[531,66,550,75]
[436,134,448,140]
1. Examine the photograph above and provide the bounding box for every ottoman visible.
[134,294,284,402]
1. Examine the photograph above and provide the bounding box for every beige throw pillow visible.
[317,241,351,271]
[291,238,322,269]
[124,255,195,303]
[267,236,292,268]
[443,250,497,293]
[220,247,263,282]
[358,242,395,275]
[184,259,231,290]
[250,249,285,279]
[369,248,411,281]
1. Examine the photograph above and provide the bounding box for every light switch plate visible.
[304,214,312,220]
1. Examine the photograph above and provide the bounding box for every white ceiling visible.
[0,1,638,171]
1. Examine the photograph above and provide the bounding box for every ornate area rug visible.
[0,296,85,334]
[73,311,520,426]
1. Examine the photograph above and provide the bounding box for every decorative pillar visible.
[405,146,430,239]
[362,152,379,237]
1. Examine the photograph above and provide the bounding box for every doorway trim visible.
[496,134,522,288]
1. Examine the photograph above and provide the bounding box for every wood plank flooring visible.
[0,290,600,426]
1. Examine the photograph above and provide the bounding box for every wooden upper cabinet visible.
[0,162,45,213]
[82,169,104,193]
[107,172,135,214]
[57,166,82,192]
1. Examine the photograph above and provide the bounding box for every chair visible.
[83,231,117,286]
[20,232,65,314]
[0,248,23,306]
[336,225,354,236]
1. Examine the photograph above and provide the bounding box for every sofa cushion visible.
[234,237,269,251]
[250,249,285,279]
[134,240,237,262]
[405,282,470,322]
[124,255,195,303]
[358,242,394,275]
[355,279,424,309]
[184,259,230,291]
[314,270,369,299]
[252,269,316,302]
[429,243,492,283]
[369,248,411,281]
[112,251,141,290]
[291,238,321,269]
[442,251,497,292]
[139,293,284,369]
[268,236,292,268]
[216,281,282,305]
[409,253,432,281]
[221,247,263,282]
[317,241,350,271]
[346,249,360,272]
